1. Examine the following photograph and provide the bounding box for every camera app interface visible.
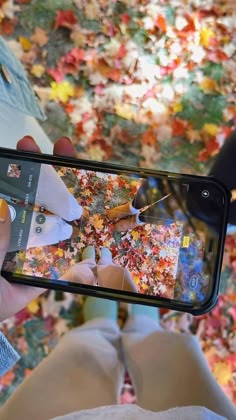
[1,158,222,304]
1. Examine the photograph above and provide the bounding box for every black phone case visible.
[0,147,230,316]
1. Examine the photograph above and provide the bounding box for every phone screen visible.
[0,156,227,307]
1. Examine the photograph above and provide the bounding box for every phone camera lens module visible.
[201,190,209,198]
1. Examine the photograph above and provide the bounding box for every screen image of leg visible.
[0,300,124,420]
[98,266,138,293]
[210,130,236,225]
[60,245,96,284]
[0,103,53,153]
[122,307,236,419]
[97,248,138,292]
[27,212,72,248]
[35,164,83,222]
[60,259,96,285]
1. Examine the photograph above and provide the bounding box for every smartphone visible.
[0,147,230,315]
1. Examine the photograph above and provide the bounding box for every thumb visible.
[0,199,11,268]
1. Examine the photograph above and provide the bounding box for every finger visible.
[53,137,77,157]
[0,276,46,322]
[0,199,11,268]
[17,136,42,153]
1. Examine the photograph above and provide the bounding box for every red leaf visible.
[205,137,220,156]
[107,68,121,82]
[172,118,186,136]
[0,18,15,36]
[47,68,64,82]
[121,13,131,24]
[75,121,85,136]
[64,102,75,115]
[54,10,77,30]
[142,128,158,147]
[197,148,209,162]
[207,50,228,63]
[155,15,167,32]
[116,44,127,60]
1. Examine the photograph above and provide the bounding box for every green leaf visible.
[201,62,224,83]
[178,86,226,129]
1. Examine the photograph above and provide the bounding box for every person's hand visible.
[0,135,76,322]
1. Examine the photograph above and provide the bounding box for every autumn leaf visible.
[173,102,183,113]
[200,27,216,48]
[107,68,122,82]
[54,10,77,30]
[205,136,220,156]
[172,118,186,136]
[49,80,75,103]
[56,248,64,258]
[142,128,158,146]
[132,231,140,241]
[19,36,32,51]
[27,299,40,314]
[196,148,209,162]
[207,50,228,63]
[155,15,167,32]
[202,123,219,136]
[199,77,218,93]
[213,362,232,385]
[116,44,127,60]
[89,214,104,230]
[0,18,14,35]
[31,64,45,78]
[115,103,134,120]
[30,27,49,47]
[0,369,15,387]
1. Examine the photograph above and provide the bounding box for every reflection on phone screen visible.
[1,158,225,305]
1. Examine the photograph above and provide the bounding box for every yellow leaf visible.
[90,214,104,230]
[200,27,216,48]
[27,299,40,314]
[213,362,232,386]
[56,248,64,258]
[49,81,75,104]
[132,231,140,241]
[202,123,219,136]
[115,103,134,120]
[31,64,45,78]
[142,283,149,290]
[19,36,32,52]
[199,77,218,93]
[133,274,140,284]
[173,102,183,113]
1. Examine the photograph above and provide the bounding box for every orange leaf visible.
[142,128,158,146]
[155,15,167,32]
[31,27,49,47]
[107,67,122,82]
[172,118,186,136]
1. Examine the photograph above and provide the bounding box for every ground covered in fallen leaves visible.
[0,0,236,407]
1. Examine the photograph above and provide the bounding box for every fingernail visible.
[0,199,8,223]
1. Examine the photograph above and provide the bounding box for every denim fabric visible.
[0,36,46,121]
[0,331,20,376]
